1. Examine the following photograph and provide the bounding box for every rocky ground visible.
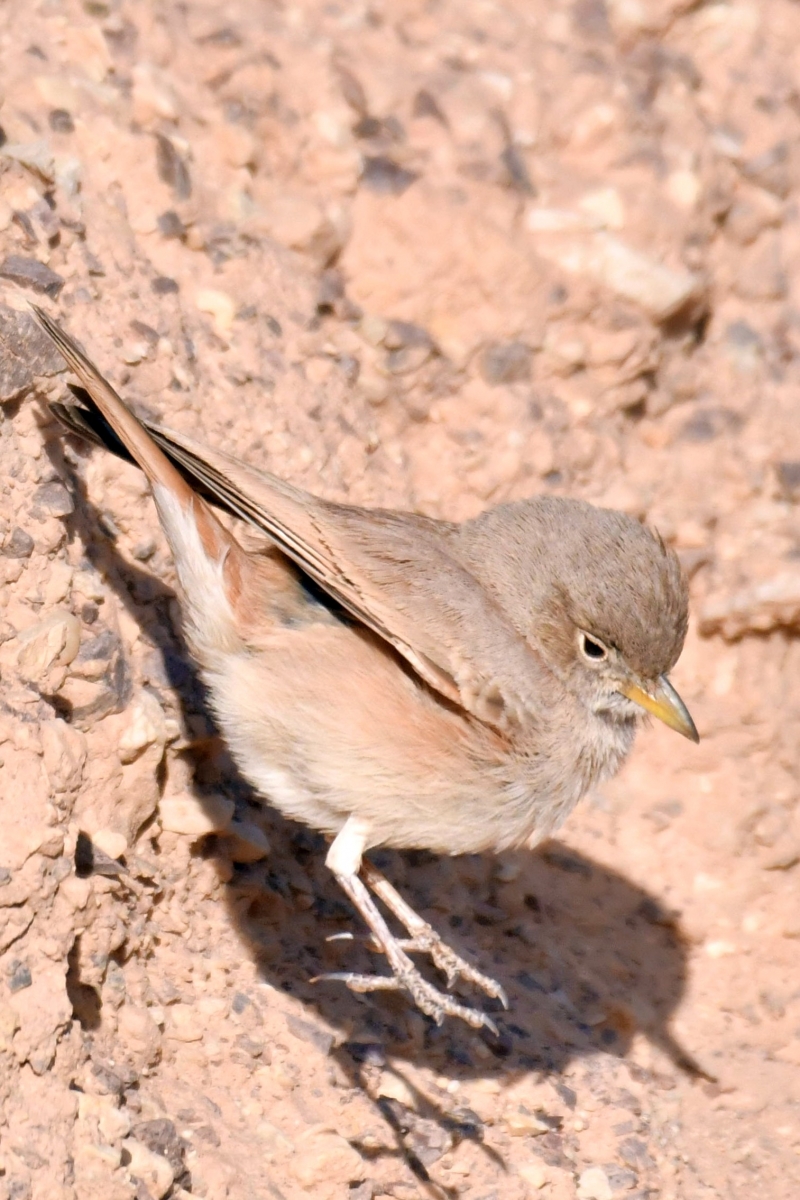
[1,0,799,1197]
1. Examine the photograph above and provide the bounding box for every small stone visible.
[151,275,179,295]
[157,210,186,240]
[293,1131,365,1188]
[257,194,343,266]
[155,133,191,199]
[578,1167,613,1200]
[0,303,65,401]
[578,186,625,229]
[118,690,167,763]
[360,156,419,195]
[518,1160,549,1190]
[8,961,32,993]
[159,793,235,836]
[724,189,781,245]
[0,255,64,298]
[48,109,75,134]
[166,1005,204,1043]
[1,139,54,181]
[480,341,532,385]
[132,62,179,125]
[15,609,81,681]
[506,1107,561,1136]
[195,288,236,339]
[377,1073,416,1107]
[121,1138,174,1199]
[617,1137,655,1172]
[386,344,430,374]
[91,829,128,860]
[775,462,800,502]
[2,527,34,558]
[742,141,795,199]
[31,481,74,517]
[131,1119,189,1187]
[221,819,271,862]
[528,221,703,321]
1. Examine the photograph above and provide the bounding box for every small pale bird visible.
[33,307,697,1032]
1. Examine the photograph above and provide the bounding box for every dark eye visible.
[579,632,608,663]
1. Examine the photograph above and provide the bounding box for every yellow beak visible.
[621,674,699,743]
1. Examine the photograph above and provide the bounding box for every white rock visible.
[166,1004,204,1043]
[122,1139,174,1198]
[131,62,179,125]
[518,1160,549,1190]
[118,690,167,764]
[15,610,81,681]
[195,288,236,338]
[293,1131,365,1188]
[527,219,702,321]
[578,1166,613,1200]
[91,829,128,860]
[159,792,235,836]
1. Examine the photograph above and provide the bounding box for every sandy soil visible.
[0,1,799,1197]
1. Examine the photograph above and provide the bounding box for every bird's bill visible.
[621,674,699,743]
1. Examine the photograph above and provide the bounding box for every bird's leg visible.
[316,817,499,1033]
[360,858,508,1008]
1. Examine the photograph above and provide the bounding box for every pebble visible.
[724,188,782,245]
[506,1107,561,1136]
[527,221,702,321]
[1,140,54,181]
[360,155,419,195]
[221,819,271,862]
[132,62,180,125]
[118,690,167,764]
[121,1138,174,1198]
[195,288,236,339]
[377,1073,416,1107]
[742,141,795,199]
[578,1166,613,1200]
[91,829,129,861]
[293,1130,365,1188]
[15,609,81,682]
[480,341,532,385]
[31,481,74,518]
[518,1160,549,1190]
[256,194,343,266]
[159,792,235,837]
[578,186,625,229]
[166,1005,204,1043]
[0,255,64,298]
[1,527,34,558]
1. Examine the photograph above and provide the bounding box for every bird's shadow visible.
[40,423,707,1184]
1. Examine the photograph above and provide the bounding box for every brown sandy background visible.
[0,1,799,1197]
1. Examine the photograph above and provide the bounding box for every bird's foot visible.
[316,961,499,1035]
[396,931,508,1007]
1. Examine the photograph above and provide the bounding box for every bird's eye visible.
[579,632,608,663]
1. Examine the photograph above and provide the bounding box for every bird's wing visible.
[52,391,546,731]
[149,427,548,731]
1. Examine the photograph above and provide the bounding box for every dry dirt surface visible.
[0,1,799,1198]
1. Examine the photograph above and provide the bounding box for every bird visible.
[32,306,698,1033]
